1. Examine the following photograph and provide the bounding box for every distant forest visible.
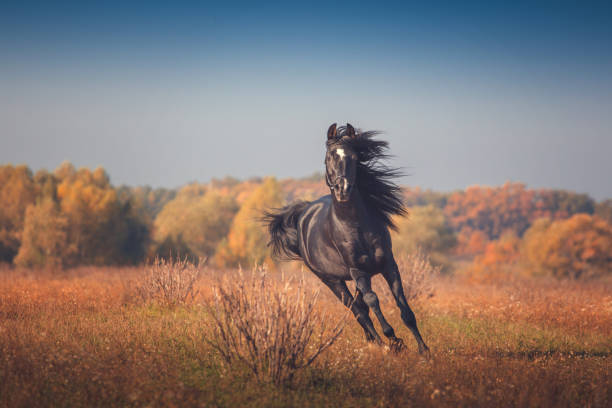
[1,162,611,279]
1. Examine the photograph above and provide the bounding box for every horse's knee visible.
[362,292,380,309]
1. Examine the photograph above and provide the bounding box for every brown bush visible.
[206,266,346,384]
[136,257,204,306]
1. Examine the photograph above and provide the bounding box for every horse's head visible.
[325,123,359,203]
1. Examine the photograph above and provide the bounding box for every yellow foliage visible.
[0,165,38,261]
[50,164,143,266]
[215,177,283,267]
[14,198,70,268]
[153,186,238,259]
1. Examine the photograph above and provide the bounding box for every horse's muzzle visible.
[332,177,353,202]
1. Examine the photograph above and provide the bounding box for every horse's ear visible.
[346,123,356,138]
[327,123,338,140]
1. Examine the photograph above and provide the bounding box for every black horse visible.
[265,123,429,354]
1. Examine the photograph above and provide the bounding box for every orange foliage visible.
[446,182,540,240]
[445,182,595,255]
[455,229,489,256]
[462,233,521,282]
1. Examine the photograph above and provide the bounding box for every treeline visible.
[401,183,612,279]
[1,163,611,278]
[1,163,149,267]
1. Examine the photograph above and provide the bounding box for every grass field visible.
[1,265,610,407]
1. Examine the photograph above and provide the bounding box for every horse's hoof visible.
[418,346,432,360]
[389,337,406,353]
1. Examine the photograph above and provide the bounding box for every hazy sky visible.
[1,1,611,199]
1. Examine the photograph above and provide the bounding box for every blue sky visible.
[1,1,611,199]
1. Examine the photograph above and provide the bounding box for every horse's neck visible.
[330,190,366,227]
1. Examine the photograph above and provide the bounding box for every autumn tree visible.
[595,199,612,224]
[444,182,537,240]
[402,186,450,209]
[54,166,118,264]
[153,185,238,260]
[116,185,177,222]
[522,214,612,279]
[215,177,283,267]
[536,190,595,219]
[13,163,149,266]
[454,229,489,257]
[0,165,38,262]
[444,182,597,256]
[391,205,456,268]
[462,233,521,282]
[14,198,69,268]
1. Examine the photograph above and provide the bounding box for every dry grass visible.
[0,264,610,407]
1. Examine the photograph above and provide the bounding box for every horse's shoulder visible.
[312,194,332,206]
[300,195,331,217]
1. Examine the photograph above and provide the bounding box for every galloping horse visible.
[265,123,429,354]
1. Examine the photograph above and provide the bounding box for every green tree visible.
[391,205,456,269]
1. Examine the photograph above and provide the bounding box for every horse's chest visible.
[338,229,386,270]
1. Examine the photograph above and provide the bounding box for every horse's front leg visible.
[321,278,382,343]
[349,267,400,349]
[381,258,430,355]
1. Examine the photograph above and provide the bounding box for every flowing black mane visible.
[328,126,407,230]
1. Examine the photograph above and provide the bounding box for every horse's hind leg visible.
[381,259,430,355]
[349,268,401,349]
[322,279,381,343]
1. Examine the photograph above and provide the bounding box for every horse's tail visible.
[263,201,310,261]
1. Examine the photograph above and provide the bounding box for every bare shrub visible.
[396,249,440,301]
[136,257,204,306]
[206,266,346,385]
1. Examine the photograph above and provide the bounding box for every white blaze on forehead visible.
[335,148,346,159]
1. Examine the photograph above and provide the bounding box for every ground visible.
[0,266,610,407]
